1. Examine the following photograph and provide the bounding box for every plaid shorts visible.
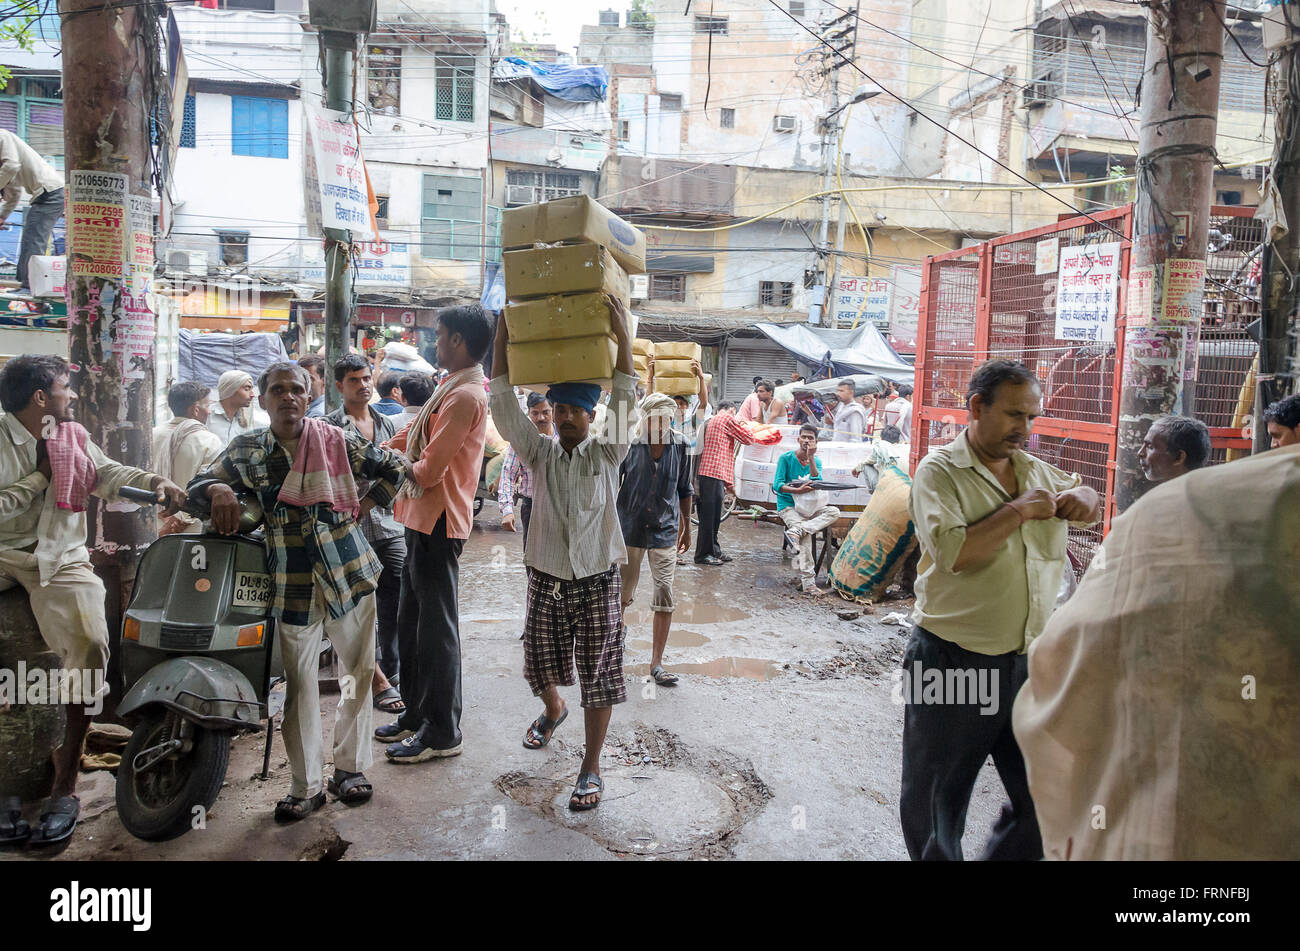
[523,566,627,709]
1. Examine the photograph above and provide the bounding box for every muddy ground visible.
[4,509,1009,861]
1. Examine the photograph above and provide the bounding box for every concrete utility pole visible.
[321,32,357,413]
[814,8,856,326]
[826,5,860,313]
[1115,0,1225,511]
[1256,2,1300,450]
[61,0,161,663]
[308,0,374,411]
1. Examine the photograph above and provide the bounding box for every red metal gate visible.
[911,205,1258,570]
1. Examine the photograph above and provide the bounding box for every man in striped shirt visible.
[694,401,758,565]
[489,294,636,812]
[498,391,554,549]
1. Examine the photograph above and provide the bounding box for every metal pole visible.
[825,6,859,323]
[321,32,356,413]
[1256,2,1300,450]
[61,0,160,693]
[1115,0,1224,511]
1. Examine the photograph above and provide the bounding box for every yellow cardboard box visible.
[508,335,617,387]
[654,341,702,362]
[654,375,698,396]
[633,338,655,358]
[503,242,629,302]
[654,358,694,379]
[502,195,647,275]
[504,292,612,345]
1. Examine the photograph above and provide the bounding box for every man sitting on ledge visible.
[0,354,186,847]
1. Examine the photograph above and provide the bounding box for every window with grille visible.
[720,107,735,129]
[435,55,475,123]
[650,274,686,302]
[505,169,582,206]
[421,173,482,260]
[375,196,389,228]
[367,46,401,116]
[789,1,805,16]
[180,94,196,148]
[760,280,793,307]
[695,15,728,35]
[598,9,619,26]
[231,96,288,158]
[659,93,681,112]
[216,230,248,266]
[619,119,630,141]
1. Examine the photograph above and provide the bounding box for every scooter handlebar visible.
[118,485,164,505]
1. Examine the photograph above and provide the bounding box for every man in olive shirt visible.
[901,360,1101,861]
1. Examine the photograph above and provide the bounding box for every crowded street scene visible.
[0,0,1295,932]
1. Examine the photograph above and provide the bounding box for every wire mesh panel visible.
[914,252,979,468]
[1198,207,1261,437]
[987,212,1128,426]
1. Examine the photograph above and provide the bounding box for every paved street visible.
[17,508,1006,862]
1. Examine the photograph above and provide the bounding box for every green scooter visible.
[113,485,283,841]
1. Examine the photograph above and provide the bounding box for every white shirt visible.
[205,404,269,445]
[885,398,912,440]
[489,371,635,581]
[831,400,868,440]
[0,413,157,584]
[151,418,224,530]
[0,129,64,217]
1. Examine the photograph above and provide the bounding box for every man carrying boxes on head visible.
[490,295,637,811]
[490,194,647,811]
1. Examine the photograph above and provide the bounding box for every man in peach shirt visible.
[376,305,491,763]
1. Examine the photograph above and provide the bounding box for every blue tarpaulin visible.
[494,57,608,103]
[178,329,289,389]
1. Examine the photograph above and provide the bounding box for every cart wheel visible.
[718,490,738,523]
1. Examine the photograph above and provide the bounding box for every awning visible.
[180,316,287,333]
[754,321,915,383]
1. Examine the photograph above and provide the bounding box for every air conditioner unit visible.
[505,183,537,206]
[630,274,649,300]
[167,250,208,276]
[773,115,797,133]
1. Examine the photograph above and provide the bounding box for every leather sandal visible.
[274,790,326,822]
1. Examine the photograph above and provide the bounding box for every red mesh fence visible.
[912,205,1259,569]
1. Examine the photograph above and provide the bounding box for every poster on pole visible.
[1055,241,1120,342]
[1126,264,1154,327]
[302,233,411,289]
[304,101,374,239]
[1160,258,1205,323]
[67,170,127,280]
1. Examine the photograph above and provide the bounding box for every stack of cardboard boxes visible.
[735,426,874,511]
[650,341,703,396]
[500,196,646,387]
[633,338,655,386]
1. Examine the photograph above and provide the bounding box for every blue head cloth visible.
[546,381,602,413]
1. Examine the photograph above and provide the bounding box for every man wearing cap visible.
[617,393,694,686]
[206,370,269,444]
[489,294,636,812]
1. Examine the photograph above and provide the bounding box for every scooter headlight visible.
[236,623,265,647]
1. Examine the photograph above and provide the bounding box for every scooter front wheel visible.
[115,710,231,841]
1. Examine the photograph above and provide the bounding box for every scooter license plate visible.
[232,571,272,608]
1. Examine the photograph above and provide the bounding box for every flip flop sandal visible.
[274,790,327,823]
[327,772,373,805]
[0,796,30,846]
[29,795,79,847]
[650,665,680,687]
[568,772,603,812]
[372,686,405,714]
[522,707,568,749]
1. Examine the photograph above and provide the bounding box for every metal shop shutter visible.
[723,341,794,403]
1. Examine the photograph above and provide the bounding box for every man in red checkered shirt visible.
[694,401,758,565]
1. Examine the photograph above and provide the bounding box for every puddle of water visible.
[624,604,749,625]
[629,656,790,682]
[468,618,510,624]
[625,629,710,652]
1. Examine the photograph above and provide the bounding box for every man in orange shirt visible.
[376,305,491,763]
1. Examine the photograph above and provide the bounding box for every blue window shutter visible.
[232,96,252,155]
[269,98,287,158]
[253,98,270,157]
